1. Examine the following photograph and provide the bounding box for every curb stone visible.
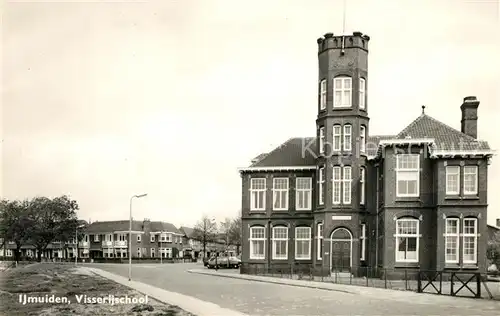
[187,269,500,310]
[84,267,248,316]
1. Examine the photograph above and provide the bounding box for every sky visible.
[1,0,499,228]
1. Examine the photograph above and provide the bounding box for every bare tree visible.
[192,215,218,257]
[228,217,242,255]
[219,218,232,248]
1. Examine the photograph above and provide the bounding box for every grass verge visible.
[0,263,196,316]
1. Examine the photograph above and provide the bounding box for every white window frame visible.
[272,226,288,260]
[151,248,155,257]
[333,77,352,108]
[150,234,155,242]
[463,166,478,195]
[446,166,460,195]
[137,234,141,242]
[320,79,327,110]
[296,177,312,210]
[107,234,113,242]
[343,124,352,151]
[295,227,311,260]
[317,222,323,260]
[395,218,419,263]
[318,166,325,205]
[249,226,266,260]
[359,78,366,109]
[343,166,352,204]
[462,218,478,264]
[360,126,366,153]
[319,127,325,155]
[332,166,341,204]
[250,178,266,211]
[94,234,99,242]
[137,247,141,258]
[396,154,420,197]
[444,218,459,264]
[360,167,365,205]
[272,178,289,211]
[333,125,342,152]
[360,223,366,261]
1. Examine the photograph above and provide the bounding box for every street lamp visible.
[129,193,148,281]
[75,221,86,266]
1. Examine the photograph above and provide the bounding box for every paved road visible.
[83,263,500,316]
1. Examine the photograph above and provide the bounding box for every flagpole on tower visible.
[341,0,347,54]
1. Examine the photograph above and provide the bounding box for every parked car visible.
[207,255,241,269]
[203,255,214,267]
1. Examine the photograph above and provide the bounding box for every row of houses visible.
[0,219,232,260]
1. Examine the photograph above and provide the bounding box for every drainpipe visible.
[375,165,380,269]
[267,220,271,269]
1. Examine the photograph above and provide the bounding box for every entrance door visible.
[330,228,352,272]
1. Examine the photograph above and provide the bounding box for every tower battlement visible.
[317,32,370,54]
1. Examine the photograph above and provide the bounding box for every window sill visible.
[462,196,479,200]
[395,262,420,268]
[333,106,352,109]
[249,210,266,213]
[444,264,461,269]
[462,264,478,269]
[395,197,421,202]
[445,195,461,200]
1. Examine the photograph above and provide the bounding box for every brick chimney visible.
[497,218,500,228]
[460,96,479,139]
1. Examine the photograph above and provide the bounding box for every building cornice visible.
[238,166,317,173]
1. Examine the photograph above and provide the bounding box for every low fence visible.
[0,256,198,264]
[240,263,500,300]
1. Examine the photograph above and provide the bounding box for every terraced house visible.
[80,219,184,259]
[238,31,495,278]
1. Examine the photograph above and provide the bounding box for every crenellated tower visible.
[315,31,370,215]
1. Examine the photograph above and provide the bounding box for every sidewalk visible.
[85,267,247,316]
[187,268,500,310]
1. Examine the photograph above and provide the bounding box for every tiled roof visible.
[396,114,490,151]
[150,221,181,234]
[250,137,318,167]
[179,226,195,238]
[84,220,181,234]
[85,220,144,233]
[244,113,492,168]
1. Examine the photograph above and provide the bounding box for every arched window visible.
[295,226,311,260]
[463,217,478,264]
[272,226,288,260]
[317,222,323,260]
[249,226,266,260]
[359,78,366,109]
[319,79,327,110]
[343,166,352,204]
[360,125,366,153]
[343,124,352,151]
[360,167,366,205]
[444,217,459,263]
[333,124,341,151]
[395,217,419,262]
[333,76,352,107]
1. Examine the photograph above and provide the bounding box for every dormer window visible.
[333,77,352,108]
[320,79,327,110]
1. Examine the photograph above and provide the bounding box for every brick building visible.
[238,31,494,277]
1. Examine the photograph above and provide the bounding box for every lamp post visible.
[129,193,148,281]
